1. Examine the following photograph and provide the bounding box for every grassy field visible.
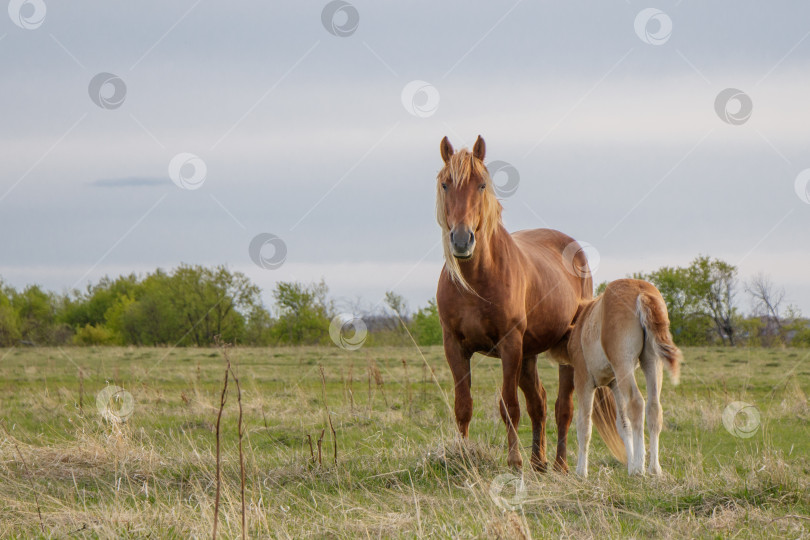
[0,344,808,538]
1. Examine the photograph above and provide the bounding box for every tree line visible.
[1,256,808,348]
[0,264,442,348]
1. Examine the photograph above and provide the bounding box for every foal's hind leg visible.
[611,364,645,475]
[641,346,664,476]
[519,355,548,472]
[609,379,634,472]
[575,379,596,477]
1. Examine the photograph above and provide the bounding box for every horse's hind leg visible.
[554,364,575,472]
[444,337,473,438]
[641,345,664,475]
[519,355,548,472]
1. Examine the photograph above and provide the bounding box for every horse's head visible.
[436,135,501,261]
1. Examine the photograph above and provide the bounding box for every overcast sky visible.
[1,1,809,316]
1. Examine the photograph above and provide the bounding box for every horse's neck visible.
[459,224,516,285]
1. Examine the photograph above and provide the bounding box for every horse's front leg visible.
[443,336,473,438]
[498,334,524,469]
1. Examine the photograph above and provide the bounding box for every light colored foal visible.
[552,279,681,477]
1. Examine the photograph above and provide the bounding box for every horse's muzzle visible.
[450,227,475,259]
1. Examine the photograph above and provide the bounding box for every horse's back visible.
[512,228,593,299]
[512,228,576,256]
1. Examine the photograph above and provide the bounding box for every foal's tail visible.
[591,387,627,464]
[637,291,682,385]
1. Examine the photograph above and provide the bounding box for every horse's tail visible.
[591,387,627,464]
[637,291,682,385]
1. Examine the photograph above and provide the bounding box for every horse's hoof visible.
[552,459,569,474]
[530,458,548,473]
[507,455,523,469]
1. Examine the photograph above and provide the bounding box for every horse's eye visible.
[479,183,486,192]
[441,183,448,191]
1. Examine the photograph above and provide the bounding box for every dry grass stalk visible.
[318,365,338,465]
[316,428,325,466]
[1,421,45,534]
[212,348,229,540]
[368,360,389,407]
[226,352,247,540]
[306,434,314,463]
[402,358,412,415]
[77,366,84,416]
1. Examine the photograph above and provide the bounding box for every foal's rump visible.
[602,279,681,385]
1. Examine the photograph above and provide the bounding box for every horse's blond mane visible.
[436,149,503,292]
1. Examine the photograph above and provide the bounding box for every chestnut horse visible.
[552,279,681,476]
[435,135,623,471]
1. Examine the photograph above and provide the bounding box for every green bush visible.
[410,299,442,346]
[0,303,21,347]
[73,324,115,346]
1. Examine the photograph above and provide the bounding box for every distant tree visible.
[60,274,140,329]
[643,265,711,345]
[594,281,608,296]
[243,305,274,345]
[0,282,21,346]
[11,285,57,345]
[384,291,408,321]
[692,256,738,346]
[410,299,442,346]
[271,280,331,345]
[745,273,785,344]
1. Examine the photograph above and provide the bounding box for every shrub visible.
[73,324,115,346]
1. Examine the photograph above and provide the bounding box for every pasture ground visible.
[1,345,809,538]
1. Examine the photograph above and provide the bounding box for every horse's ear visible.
[440,136,454,164]
[472,135,486,161]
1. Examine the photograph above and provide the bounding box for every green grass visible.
[0,345,808,538]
